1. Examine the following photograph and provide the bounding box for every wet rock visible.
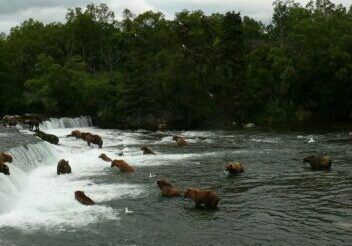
[34,130,59,145]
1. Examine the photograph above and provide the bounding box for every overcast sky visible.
[0,0,350,33]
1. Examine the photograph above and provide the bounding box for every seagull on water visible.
[149,173,156,178]
[308,137,315,143]
[125,207,133,215]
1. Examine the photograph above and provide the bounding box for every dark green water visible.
[0,123,352,245]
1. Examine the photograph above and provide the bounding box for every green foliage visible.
[1,0,352,128]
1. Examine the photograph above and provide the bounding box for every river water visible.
[0,117,351,245]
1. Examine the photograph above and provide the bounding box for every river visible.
[0,117,351,245]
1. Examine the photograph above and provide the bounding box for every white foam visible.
[40,116,92,130]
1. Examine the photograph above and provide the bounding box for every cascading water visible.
[40,116,92,130]
[0,141,57,213]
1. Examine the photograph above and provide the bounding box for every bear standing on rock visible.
[111,160,135,172]
[57,159,72,175]
[75,191,95,206]
[226,162,244,174]
[141,145,156,155]
[184,188,220,209]
[303,155,332,170]
[157,180,181,197]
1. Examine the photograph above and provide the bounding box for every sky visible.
[0,0,350,33]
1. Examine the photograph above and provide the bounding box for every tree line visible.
[0,0,351,129]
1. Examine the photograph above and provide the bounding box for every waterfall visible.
[40,116,92,130]
[0,141,57,213]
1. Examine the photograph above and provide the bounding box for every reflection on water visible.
[0,124,351,245]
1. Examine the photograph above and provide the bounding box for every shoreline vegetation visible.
[0,0,352,130]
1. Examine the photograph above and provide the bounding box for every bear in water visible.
[25,119,40,131]
[172,135,187,146]
[0,152,13,163]
[226,162,244,174]
[303,155,332,170]
[111,160,135,172]
[99,153,112,162]
[2,115,17,127]
[68,130,82,139]
[0,163,10,175]
[158,123,167,131]
[141,145,156,155]
[57,159,72,175]
[75,191,95,206]
[184,188,220,209]
[157,180,181,197]
[85,133,103,148]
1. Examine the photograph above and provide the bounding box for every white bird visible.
[149,173,156,178]
[125,207,133,215]
[308,137,315,143]
[349,132,352,136]
[182,44,186,49]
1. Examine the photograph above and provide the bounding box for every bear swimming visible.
[75,191,95,206]
[99,153,112,162]
[157,180,181,197]
[0,162,10,175]
[141,145,156,155]
[111,160,135,172]
[85,133,103,148]
[184,188,220,209]
[173,135,187,146]
[303,155,332,170]
[0,152,13,163]
[57,159,72,175]
[226,162,244,174]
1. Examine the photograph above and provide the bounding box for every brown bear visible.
[141,145,156,155]
[67,130,82,139]
[0,152,13,163]
[25,119,40,131]
[111,160,135,172]
[158,123,167,131]
[226,162,244,174]
[2,115,17,126]
[184,188,220,209]
[57,159,72,175]
[99,153,112,162]
[79,132,89,140]
[0,162,10,175]
[173,135,187,146]
[156,180,181,197]
[303,155,332,170]
[74,191,95,206]
[85,133,103,148]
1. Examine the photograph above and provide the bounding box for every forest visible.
[0,0,351,129]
